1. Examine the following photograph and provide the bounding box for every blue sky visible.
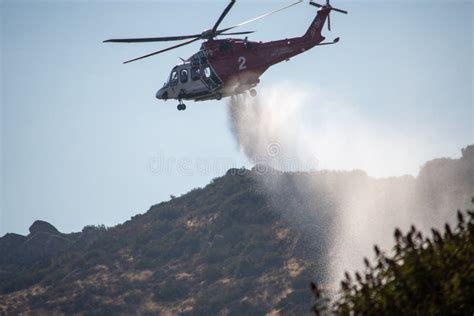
[1,0,472,235]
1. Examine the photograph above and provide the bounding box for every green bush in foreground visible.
[312,207,474,315]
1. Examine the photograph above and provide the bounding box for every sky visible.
[1,0,472,236]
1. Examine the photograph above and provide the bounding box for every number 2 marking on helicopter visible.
[238,56,247,70]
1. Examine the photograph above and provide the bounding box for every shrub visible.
[311,208,474,315]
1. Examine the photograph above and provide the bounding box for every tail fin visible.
[303,8,330,40]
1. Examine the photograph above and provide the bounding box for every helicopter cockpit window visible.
[170,70,178,86]
[180,69,189,83]
[191,67,201,81]
[204,67,211,78]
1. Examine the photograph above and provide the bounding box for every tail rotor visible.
[309,0,347,31]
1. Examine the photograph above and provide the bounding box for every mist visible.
[226,83,471,291]
[227,82,439,177]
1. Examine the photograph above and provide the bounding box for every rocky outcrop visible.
[0,220,72,267]
[29,220,60,235]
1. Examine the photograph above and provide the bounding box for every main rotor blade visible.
[123,38,200,64]
[331,7,348,14]
[212,0,236,34]
[309,1,348,14]
[218,31,255,36]
[104,34,201,43]
[103,34,201,43]
[219,0,302,34]
[309,1,323,8]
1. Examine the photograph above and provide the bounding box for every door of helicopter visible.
[173,64,211,99]
[155,62,221,101]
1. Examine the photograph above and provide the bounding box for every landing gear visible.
[215,93,222,101]
[177,100,186,111]
[250,89,257,97]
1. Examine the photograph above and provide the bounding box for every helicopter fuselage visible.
[156,7,331,102]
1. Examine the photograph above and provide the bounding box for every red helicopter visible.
[104,0,347,111]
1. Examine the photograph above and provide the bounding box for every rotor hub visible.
[201,29,215,40]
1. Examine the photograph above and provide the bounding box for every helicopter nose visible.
[156,89,162,99]
[156,88,164,100]
[156,88,169,101]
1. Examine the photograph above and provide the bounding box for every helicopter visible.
[104,0,347,111]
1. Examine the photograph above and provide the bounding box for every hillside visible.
[0,146,473,315]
